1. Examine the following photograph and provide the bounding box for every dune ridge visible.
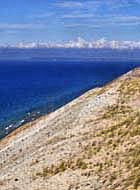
[0,68,140,190]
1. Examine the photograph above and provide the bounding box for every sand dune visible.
[0,68,140,190]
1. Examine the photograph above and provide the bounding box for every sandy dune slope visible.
[0,68,140,190]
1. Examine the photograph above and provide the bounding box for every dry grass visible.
[119,78,140,102]
[36,158,88,178]
[35,74,140,189]
[1,68,140,190]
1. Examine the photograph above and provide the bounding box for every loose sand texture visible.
[0,68,140,190]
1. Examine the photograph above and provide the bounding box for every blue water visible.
[0,60,140,139]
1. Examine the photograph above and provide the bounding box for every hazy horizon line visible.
[1,37,140,50]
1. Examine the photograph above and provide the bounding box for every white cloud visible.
[107,16,140,26]
[55,0,140,10]
[116,22,140,26]
[61,14,140,28]
[54,1,83,8]
[64,23,100,28]
[62,13,95,19]
[30,12,54,19]
[115,16,140,22]
[55,0,100,12]
[0,23,45,30]
[54,0,140,28]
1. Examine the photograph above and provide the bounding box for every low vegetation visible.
[2,68,139,190]
[36,104,140,189]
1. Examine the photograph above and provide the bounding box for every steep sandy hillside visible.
[0,68,140,190]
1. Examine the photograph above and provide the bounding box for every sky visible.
[1,0,140,44]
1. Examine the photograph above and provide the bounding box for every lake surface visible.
[0,60,140,139]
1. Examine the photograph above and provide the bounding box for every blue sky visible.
[1,0,140,43]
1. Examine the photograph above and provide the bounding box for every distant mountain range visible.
[1,38,140,49]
